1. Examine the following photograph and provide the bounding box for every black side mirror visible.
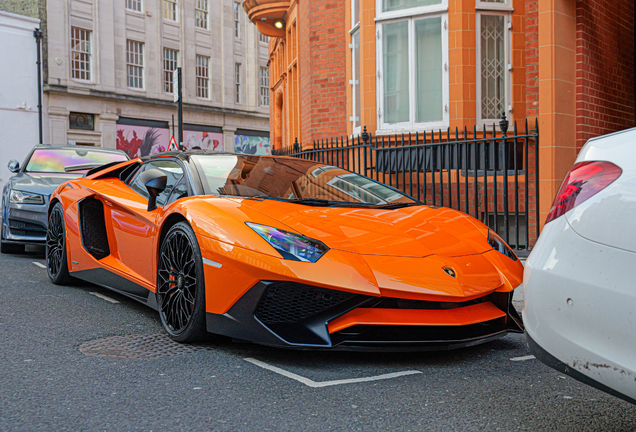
[8,160,20,173]
[141,168,167,212]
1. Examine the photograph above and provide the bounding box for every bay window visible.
[376,0,448,131]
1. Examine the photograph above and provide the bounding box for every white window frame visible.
[163,0,178,22]
[234,2,241,38]
[259,32,270,44]
[475,0,513,12]
[70,27,92,82]
[350,0,361,136]
[235,63,242,104]
[126,40,145,90]
[195,0,209,29]
[163,48,178,94]
[375,0,448,21]
[259,66,269,106]
[126,0,142,13]
[375,10,450,132]
[196,55,210,99]
[476,11,512,126]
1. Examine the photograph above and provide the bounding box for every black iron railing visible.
[272,117,539,253]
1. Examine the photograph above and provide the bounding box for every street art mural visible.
[116,125,170,158]
[184,131,223,151]
[234,135,271,155]
[116,124,224,158]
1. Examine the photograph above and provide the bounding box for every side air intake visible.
[79,197,110,260]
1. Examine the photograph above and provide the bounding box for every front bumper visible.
[2,201,48,244]
[524,217,636,403]
[206,281,523,351]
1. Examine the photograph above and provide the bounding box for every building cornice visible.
[44,84,270,120]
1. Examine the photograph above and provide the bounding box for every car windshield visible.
[25,148,129,173]
[192,155,417,206]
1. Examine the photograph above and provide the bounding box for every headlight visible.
[246,222,329,263]
[488,229,518,261]
[10,190,45,205]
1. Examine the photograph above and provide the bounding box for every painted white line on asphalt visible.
[510,355,535,362]
[244,358,422,388]
[89,292,120,304]
[32,262,46,269]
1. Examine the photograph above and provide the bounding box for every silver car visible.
[1,145,129,253]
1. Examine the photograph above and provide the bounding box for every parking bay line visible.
[32,262,46,269]
[510,355,536,362]
[244,357,422,388]
[89,292,120,304]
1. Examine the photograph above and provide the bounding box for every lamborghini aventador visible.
[46,151,523,350]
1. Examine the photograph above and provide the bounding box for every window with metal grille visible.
[70,27,91,81]
[163,0,177,21]
[196,55,209,99]
[234,2,240,38]
[260,67,269,106]
[195,0,208,29]
[235,63,241,103]
[477,13,510,123]
[259,32,269,43]
[127,40,144,89]
[126,0,142,12]
[163,48,178,93]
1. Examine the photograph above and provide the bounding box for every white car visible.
[523,128,636,404]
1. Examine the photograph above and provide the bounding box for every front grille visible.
[8,219,46,237]
[255,283,355,324]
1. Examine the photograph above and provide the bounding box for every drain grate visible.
[79,333,215,359]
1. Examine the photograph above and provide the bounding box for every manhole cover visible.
[79,333,215,359]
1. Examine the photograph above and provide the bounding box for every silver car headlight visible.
[246,222,329,263]
[10,190,45,205]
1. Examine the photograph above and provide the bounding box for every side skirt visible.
[71,268,158,311]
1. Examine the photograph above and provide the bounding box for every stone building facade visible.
[2,0,271,156]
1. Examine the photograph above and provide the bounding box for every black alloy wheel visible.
[46,202,73,285]
[157,222,207,342]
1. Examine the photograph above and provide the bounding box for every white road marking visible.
[244,358,422,388]
[89,292,120,304]
[510,355,535,362]
[32,262,46,269]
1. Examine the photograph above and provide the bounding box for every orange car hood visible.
[239,200,491,258]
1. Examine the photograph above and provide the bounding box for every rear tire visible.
[156,222,207,343]
[46,202,73,285]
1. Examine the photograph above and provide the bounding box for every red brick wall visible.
[299,1,348,146]
[576,0,635,150]
[525,1,538,118]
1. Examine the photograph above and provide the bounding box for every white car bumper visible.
[523,216,636,403]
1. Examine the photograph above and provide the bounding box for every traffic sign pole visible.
[177,67,183,151]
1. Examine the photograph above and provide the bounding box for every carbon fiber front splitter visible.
[206,281,523,352]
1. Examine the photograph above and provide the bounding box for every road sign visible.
[168,136,178,151]
[173,73,179,102]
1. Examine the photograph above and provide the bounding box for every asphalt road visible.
[1,247,635,432]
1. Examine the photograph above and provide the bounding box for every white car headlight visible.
[10,190,45,205]
[246,222,329,263]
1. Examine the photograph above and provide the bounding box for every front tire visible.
[46,202,73,285]
[157,222,207,343]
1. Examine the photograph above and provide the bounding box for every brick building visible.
[245,0,634,231]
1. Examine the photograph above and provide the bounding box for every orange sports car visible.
[47,151,523,350]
